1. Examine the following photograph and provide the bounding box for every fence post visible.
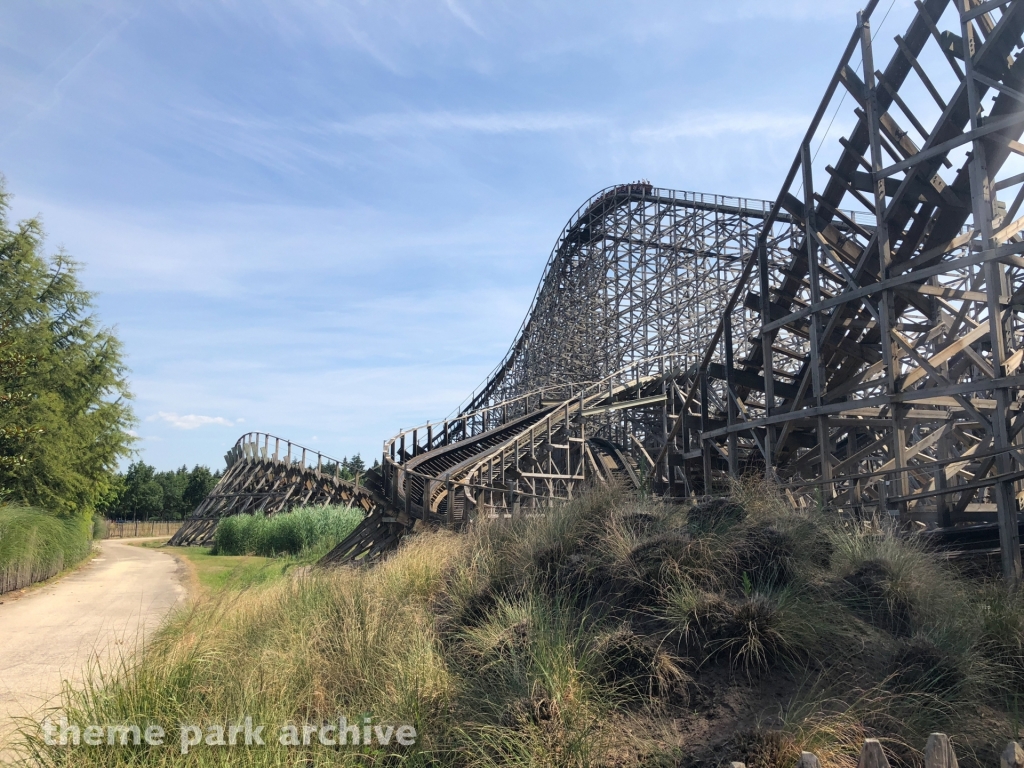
[1003,741,1024,768]
[924,733,957,768]
[858,739,891,768]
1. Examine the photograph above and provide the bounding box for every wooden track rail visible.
[185,2,1024,583]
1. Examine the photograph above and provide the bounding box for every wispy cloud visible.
[149,412,240,430]
[336,110,601,138]
[442,0,484,36]
[632,112,809,142]
[1,4,138,146]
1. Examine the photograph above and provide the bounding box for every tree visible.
[0,182,134,515]
[345,453,365,475]
[182,465,218,511]
[0,348,39,479]
[121,462,163,520]
[317,455,368,482]
[154,466,189,519]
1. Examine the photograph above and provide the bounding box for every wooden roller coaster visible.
[168,433,383,546]
[176,0,1024,582]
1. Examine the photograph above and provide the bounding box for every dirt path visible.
[0,539,188,747]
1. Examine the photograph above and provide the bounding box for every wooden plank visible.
[902,320,990,389]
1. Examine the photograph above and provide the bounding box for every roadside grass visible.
[14,483,1024,767]
[0,505,92,595]
[129,540,315,592]
[163,547,296,592]
[211,505,363,557]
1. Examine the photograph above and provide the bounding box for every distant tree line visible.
[100,462,222,521]
[320,453,367,482]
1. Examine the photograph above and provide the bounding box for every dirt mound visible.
[889,636,964,694]
[592,626,693,701]
[688,497,746,532]
[734,526,799,591]
[838,558,914,635]
[728,728,797,768]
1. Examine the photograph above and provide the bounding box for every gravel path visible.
[0,539,187,748]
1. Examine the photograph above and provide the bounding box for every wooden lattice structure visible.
[183,1,1024,582]
[169,433,383,546]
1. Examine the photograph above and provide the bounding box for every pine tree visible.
[0,182,135,515]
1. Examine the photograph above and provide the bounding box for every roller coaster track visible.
[179,0,1024,582]
[168,433,384,546]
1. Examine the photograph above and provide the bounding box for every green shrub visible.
[211,505,363,557]
[0,505,92,593]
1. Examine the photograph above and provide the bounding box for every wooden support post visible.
[757,239,776,478]
[858,739,891,768]
[725,314,739,478]
[801,141,833,499]
[445,475,453,525]
[961,7,1022,583]
[923,733,958,768]
[1001,741,1024,768]
[662,378,670,487]
[700,370,712,493]
[860,12,909,517]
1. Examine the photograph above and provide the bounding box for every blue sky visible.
[0,0,916,471]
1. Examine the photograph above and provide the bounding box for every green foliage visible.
[321,453,366,482]
[212,504,364,557]
[182,464,216,509]
[0,181,134,515]
[120,462,163,519]
[0,504,92,593]
[104,461,221,519]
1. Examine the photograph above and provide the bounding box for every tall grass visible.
[0,505,92,594]
[211,505,363,557]
[14,484,1024,768]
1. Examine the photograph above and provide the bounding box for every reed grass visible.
[211,505,363,557]
[0,505,92,595]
